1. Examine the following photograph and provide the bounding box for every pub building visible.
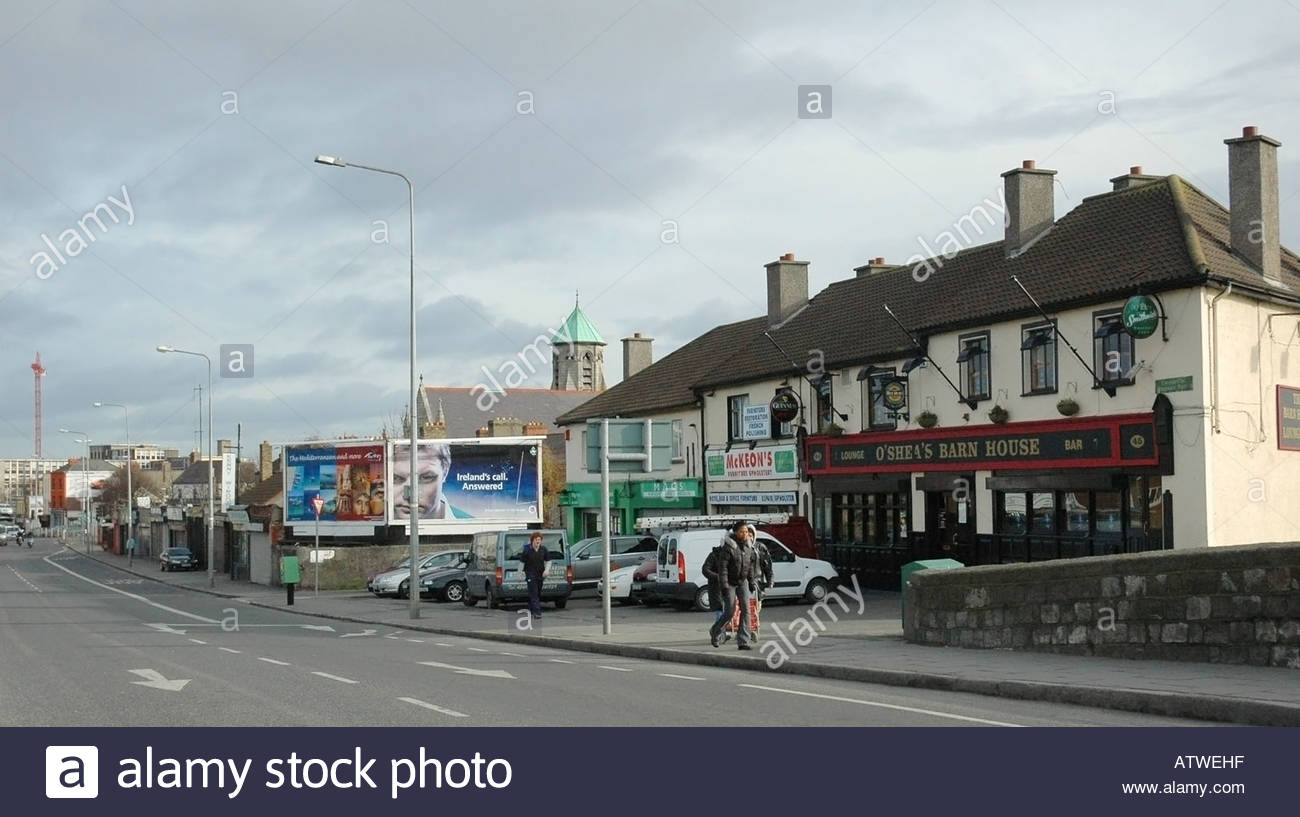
[689,127,1299,588]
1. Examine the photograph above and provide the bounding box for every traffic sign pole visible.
[601,419,611,636]
[310,496,325,598]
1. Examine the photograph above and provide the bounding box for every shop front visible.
[805,407,1173,585]
[704,443,801,515]
[559,478,704,542]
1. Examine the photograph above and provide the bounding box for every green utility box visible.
[281,555,300,585]
[900,558,964,626]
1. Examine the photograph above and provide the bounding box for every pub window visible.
[813,375,834,433]
[828,491,909,546]
[1093,311,1136,387]
[728,394,749,441]
[859,368,899,431]
[956,332,991,402]
[671,419,684,462]
[1021,322,1057,395]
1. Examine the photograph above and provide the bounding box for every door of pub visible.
[924,475,975,562]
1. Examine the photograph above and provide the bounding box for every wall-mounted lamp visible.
[902,356,927,374]
[925,396,936,409]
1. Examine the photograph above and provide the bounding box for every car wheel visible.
[553,598,567,610]
[461,589,478,607]
[397,581,408,600]
[693,586,711,612]
[443,581,465,603]
[804,578,830,604]
[487,583,501,610]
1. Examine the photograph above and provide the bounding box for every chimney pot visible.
[780,252,795,261]
[1243,125,1258,138]
[875,256,885,265]
[1022,160,1035,169]
[1130,165,1142,175]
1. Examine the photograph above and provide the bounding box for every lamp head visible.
[314,155,346,167]
[156,345,173,353]
[93,402,103,407]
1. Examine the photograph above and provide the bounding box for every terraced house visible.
[559,126,1298,588]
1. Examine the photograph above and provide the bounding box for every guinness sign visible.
[769,389,800,423]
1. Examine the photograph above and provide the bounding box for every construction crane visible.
[32,352,45,457]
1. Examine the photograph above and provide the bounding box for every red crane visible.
[32,353,46,457]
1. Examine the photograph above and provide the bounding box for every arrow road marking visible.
[146,623,188,635]
[128,668,191,692]
[398,697,468,718]
[340,629,377,638]
[300,625,336,632]
[418,661,515,679]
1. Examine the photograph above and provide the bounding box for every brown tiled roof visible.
[241,474,283,507]
[173,460,222,485]
[692,175,1300,389]
[555,317,768,424]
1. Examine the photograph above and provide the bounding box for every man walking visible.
[735,524,760,649]
[707,522,749,650]
[520,531,549,619]
[702,540,730,645]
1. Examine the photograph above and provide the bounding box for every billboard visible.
[387,437,543,526]
[284,442,387,524]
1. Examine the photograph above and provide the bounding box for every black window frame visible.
[813,375,834,433]
[1093,310,1136,388]
[1020,321,1058,396]
[860,367,900,431]
[957,331,991,403]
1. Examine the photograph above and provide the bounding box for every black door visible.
[925,479,975,562]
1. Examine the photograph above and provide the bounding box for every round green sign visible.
[1122,295,1159,339]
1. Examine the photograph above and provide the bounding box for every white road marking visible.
[418,660,515,679]
[188,638,207,645]
[398,697,468,718]
[340,629,377,638]
[660,673,707,681]
[128,668,190,692]
[42,551,219,623]
[384,636,400,640]
[434,642,453,647]
[497,651,525,657]
[145,623,188,635]
[599,666,633,672]
[737,684,1025,727]
[467,647,490,653]
[257,657,291,666]
[312,672,358,684]
[405,638,425,643]
[219,647,241,654]
[548,659,574,664]
[7,566,42,593]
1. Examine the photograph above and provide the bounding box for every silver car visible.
[569,535,657,591]
[370,550,469,598]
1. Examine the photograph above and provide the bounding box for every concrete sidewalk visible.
[76,544,1300,726]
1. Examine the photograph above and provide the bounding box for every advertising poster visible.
[284,443,386,523]
[387,438,542,525]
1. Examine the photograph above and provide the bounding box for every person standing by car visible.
[748,524,772,641]
[707,522,747,649]
[520,531,550,619]
[734,525,760,648]
[702,540,731,645]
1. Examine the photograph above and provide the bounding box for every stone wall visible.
[903,542,1300,668]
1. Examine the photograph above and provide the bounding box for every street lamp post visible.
[314,153,421,620]
[94,402,132,557]
[58,428,91,553]
[156,346,215,589]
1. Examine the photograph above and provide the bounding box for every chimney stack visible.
[1109,165,1161,191]
[765,252,809,328]
[854,256,900,277]
[523,420,548,437]
[622,332,654,379]
[1001,160,1057,257]
[217,439,232,457]
[1224,125,1282,281]
[259,441,273,482]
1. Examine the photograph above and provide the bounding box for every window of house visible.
[1093,311,1135,387]
[728,394,749,441]
[813,376,834,432]
[1021,323,1057,395]
[956,332,991,402]
[860,368,899,430]
[671,419,684,461]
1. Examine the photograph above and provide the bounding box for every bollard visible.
[287,582,295,606]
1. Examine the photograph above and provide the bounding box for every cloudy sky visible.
[1,0,1297,461]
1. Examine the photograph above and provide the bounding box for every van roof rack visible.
[633,513,790,531]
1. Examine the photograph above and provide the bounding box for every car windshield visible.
[167,548,191,557]
[505,533,565,560]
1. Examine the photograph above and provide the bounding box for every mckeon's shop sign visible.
[706,445,798,480]
[806,414,1160,473]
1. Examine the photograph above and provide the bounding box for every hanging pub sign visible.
[1277,386,1300,452]
[881,378,908,412]
[1122,295,1160,339]
[769,389,800,423]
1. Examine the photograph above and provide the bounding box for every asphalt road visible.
[0,541,1221,727]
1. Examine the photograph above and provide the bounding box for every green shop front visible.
[558,478,704,542]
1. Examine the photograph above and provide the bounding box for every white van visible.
[641,528,838,611]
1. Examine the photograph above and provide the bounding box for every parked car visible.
[642,528,838,611]
[0,524,21,545]
[160,547,197,571]
[419,560,470,602]
[371,549,469,598]
[569,535,658,590]
[462,529,572,610]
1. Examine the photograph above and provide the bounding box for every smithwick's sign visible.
[806,413,1160,473]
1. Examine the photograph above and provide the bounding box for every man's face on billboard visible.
[392,444,449,519]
